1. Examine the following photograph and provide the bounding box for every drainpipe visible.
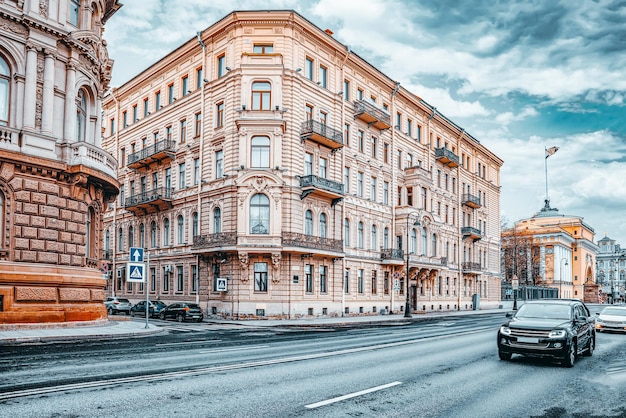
[196,31,206,307]
[111,88,120,298]
[340,45,350,316]
[390,81,400,312]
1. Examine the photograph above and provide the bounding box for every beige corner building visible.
[0,0,121,324]
[102,10,503,318]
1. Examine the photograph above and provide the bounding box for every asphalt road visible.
[1,312,625,417]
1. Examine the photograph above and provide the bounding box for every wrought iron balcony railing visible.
[127,139,176,168]
[434,147,459,168]
[192,232,237,249]
[461,226,482,241]
[282,232,343,252]
[125,187,173,208]
[462,193,482,209]
[381,248,404,261]
[300,120,343,150]
[353,100,391,130]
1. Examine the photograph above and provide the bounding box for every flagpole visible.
[545,146,549,203]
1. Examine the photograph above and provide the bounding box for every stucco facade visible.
[102,10,502,318]
[596,236,625,303]
[0,0,121,324]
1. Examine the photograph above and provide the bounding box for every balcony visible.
[462,193,482,209]
[299,174,344,206]
[381,248,404,264]
[434,147,459,168]
[353,100,391,130]
[462,262,482,274]
[192,232,237,249]
[282,232,343,253]
[300,120,343,150]
[127,139,176,170]
[461,226,482,241]
[125,187,173,214]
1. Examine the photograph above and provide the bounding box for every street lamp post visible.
[405,215,420,318]
[560,257,568,298]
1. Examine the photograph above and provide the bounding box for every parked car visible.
[159,303,204,322]
[497,299,595,367]
[595,306,626,333]
[104,297,132,315]
[130,300,168,318]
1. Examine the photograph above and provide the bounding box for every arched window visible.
[383,227,389,249]
[163,218,170,245]
[0,56,9,126]
[371,225,377,250]
[105,229,110,251]
[251,136,270,168]
[431,233,437,257]
[76,90,87,141]
[320,213,327,238]
[118,227,123,251]
[128,225,134,248]
[251,81,271,110]
[411,228,417,254]
[250,194,269,234]
[421,228,427,256]
[192,212,199,237]
[69,0,81,27]
[213,208,221,233]
[177,215,184,244]
[357,222,364,249]
[305,210,313,235]
[344,219,350,247]
[139,223,145,248]
[86,207,95,258]
[150,221,157,248]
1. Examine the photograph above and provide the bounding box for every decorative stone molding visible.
[238,252,249,281]
[271,253,281,283]
[39,0,48,18]
[59,288,90,302]
[15,286,57,301]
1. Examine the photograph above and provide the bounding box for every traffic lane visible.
[3,329,624,417]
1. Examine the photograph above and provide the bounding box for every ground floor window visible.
[254,262,268,292]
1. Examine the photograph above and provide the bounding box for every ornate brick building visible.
[103,10,502,318]
[0,0,121,324]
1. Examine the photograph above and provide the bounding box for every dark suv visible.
[497,299,595,367]
[159,303,204,322]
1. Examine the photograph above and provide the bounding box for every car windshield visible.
[601,307,626,316]
[516,303,571,320]
[188,304,200,309]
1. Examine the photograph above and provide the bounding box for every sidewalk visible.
[0,302,515,345]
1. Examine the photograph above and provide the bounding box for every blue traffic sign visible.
[126,262,145,282]
[130,247,144,262]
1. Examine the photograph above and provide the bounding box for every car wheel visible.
[498,350,512,361]
[177,313,184,323]
[563,342,576,367]
[159,312,166,320]
[584,336,594,357]
[107,307,114,315]
[130,310,136,317]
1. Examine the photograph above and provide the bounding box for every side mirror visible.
[506,312,513,318]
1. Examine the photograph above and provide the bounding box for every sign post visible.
[512,275,519,310]
[128,247,149,328]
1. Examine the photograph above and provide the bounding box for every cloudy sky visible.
[105,0,626,245]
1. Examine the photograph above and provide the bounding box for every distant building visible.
[596,235,625,303]
[0,0,121,324]
[102,10,503,318]
[502,200,598,302]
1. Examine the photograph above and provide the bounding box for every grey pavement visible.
[0,301,519,345]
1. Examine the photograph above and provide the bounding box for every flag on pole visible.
[545,146,559,158]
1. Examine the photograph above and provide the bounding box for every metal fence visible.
[501,285,559,301]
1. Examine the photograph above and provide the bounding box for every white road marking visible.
[156,339,221,347]
[199,345,269,354]
[305,381,402,409]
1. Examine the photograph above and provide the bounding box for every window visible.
[177,266,184,291]
[371,225,377,250]
[192,265,198,292]
[155,91,161,111]
[69,0,80,26]
[254,262,268,292]
[383,143,389,164]
[344,123,350,146]
[305,57,314,80]
[215,150,223,178]
[117,227,123,251]
[357,88,363,100]
[304,153,313,176]
[132,104,137,123]
[178,162,186,189]
[305,104,313,121]
[119,184,125,206]
[86,208,95,258]
[122,111,127,128]
[76,90,87,141]
[305,210,313,235]
[214,207,221,233]
[344,219,350,247]
[192,212,199,237]
[432,233,437,257]
[358,270,364,294]
[383,181,389,205]
[396,112,402,130]
[109,119,115,135]
[343,79,350,101]
[194,113,201,137]
[196,67,203,89]
[320,265,327,293]
[251,136,270,167]
[128,225,134,249]
[180,119,186,144]
[370,177,377,201]
[357,222,364,249]
[163,269,169,292]
[143,98,149,117]
[194,158,199,185]
[371,136,377,158]
[250,194,269,234]
[139,224,145,248]
[344,167,350,193]
[319,157,327,179]
[252,81,271,110]
[217,54,226,77]
[417,125,422,142]
[168,84,174,104]
[177,215,184,244]
[216,102,224,127]
[358,130,364,152]
[344,270,350,293]
[371,270,377,295]
[163,218,170,246]
[319,65,327,88]
[253,44,273,53]
[421,228,427,256]
[320,110,328,126]
[305,264,313,293]
[151,221,157,248]
[320,213,327,238]
[411,229,417,254]
[407,119,412,136]
[357,172,363,197]
[383,227,389,249]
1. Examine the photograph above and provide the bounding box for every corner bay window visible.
[251,81,271,110]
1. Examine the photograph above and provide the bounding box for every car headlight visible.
[549,329,566,338]
[499,326,511,336]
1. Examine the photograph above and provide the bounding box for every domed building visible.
[0,0,121,324]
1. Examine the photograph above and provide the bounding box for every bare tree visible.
[501,227,535,285]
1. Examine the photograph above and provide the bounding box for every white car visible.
[595,306,626,332]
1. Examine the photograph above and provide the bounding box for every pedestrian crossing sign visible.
[126,262,145,282]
